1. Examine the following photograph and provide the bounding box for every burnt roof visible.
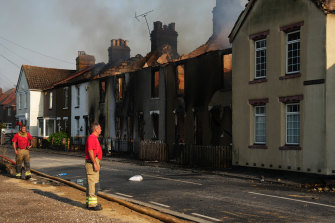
[22,65,75,90]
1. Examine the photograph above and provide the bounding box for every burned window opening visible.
[175,112,185,144]
[193,110,202,145]
[138,112,144,140]
[151,112,159,140]
[151,70,159,98]
[115,116,121,139]
[176,65,185,95]
[99,80,106,103]
[115,77,124,101]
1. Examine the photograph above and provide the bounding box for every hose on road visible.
[0,155,191,223]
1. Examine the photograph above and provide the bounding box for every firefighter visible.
[12,125,33,179]
[85,122,103,211]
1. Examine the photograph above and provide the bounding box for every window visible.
[75,117,80,136]
[116,78,123,100]
[255,39,266,79]
[63,117,68,132]
[116,116,121,138]
[45,119,55,137]
[64,87,68,109]
[76,86,80,107]
[151,112,159,140]
[151,70,159,98]
[177,65,185,95]
[38,118,44,137]
[7,107,11,116]
[18,93,22,109]
[99,80,106,103]
[57,119,61,132]
[254,106,266,144]
[24,92,28,108]
[49,92,53,109]
[286,31,300,74]
[286,104,300,145]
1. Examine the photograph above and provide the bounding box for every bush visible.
[48,131,68,146]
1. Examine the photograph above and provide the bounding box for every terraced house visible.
[229,0,335,174]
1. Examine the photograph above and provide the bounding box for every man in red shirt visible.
[85,122,103,211]
[12,125,33,179]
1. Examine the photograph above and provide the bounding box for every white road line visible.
[115,192,133,198]
[142,174,202,186]
[149,201,170,208]
[249,192,335,208]
[191,213,221,222]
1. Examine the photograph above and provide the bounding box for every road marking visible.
[149,201,170,208]
[116,192,133,198]
[191,213,221,222]
[249,192,335,208]
[142,174,202,186]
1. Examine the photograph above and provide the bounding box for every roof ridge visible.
[22,64,75,71]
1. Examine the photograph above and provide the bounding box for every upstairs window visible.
[24,92,28,108]
[18,93,22,109]
[255,39,266,79]
[151,70,159,98]
[286,31,300,74]
[76,85,80,107]
[177,65,185,95]
[99,80,106,103]
[49,92,53,109]
[7,107,11,116]
[64,87,68,109]
[116,77,123,100]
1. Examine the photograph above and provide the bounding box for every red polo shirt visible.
[85,134,102,161]
[12,132,33,149]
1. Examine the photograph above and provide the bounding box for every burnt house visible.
[0,88,16,129]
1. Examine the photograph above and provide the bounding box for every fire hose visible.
[0,155,191,223]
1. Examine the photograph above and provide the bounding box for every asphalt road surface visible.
[4,149,335,223]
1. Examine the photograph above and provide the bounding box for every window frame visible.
[286,103,300,145]
[286,30,300,75]
[49,92,53,109]
[64,87,69,109]
[254,39,267,79]
[76,85,80,107]
[254,105,266,144]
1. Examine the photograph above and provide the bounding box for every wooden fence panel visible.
[176,144,232,169]
[139,141,168,162]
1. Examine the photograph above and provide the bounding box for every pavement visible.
[28,147,335,191]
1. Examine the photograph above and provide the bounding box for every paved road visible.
[4,149,335,223]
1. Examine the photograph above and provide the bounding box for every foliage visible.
[0,123,6,130]
[48,131,68,146]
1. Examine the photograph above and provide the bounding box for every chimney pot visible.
[125,40,129,47]
[154,21,163,30]
[168,23,175,31]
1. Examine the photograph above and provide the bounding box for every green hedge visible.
[48,131,68,146]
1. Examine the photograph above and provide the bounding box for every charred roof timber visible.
[76,51,95,71]
[108,39,131,66]
[150,21,178,53]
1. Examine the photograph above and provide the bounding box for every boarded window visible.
[151,70,159,98]
[177,65,185,95]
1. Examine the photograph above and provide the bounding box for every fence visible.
[139,141,168,162]
[175,144,232,169]
[111,139,133,153]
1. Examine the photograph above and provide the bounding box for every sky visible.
[0,0,247,92]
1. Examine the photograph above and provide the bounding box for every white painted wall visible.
[30,90,43,136]
[71,82,89,137]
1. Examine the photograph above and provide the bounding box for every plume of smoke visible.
[53,0,247,62]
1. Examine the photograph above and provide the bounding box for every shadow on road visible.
[32,189,85,209]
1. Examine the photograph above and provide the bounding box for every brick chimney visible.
[150,21,178,53]
[0,88,2,95]
[76,51,95,71]
[108,39,130,65]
